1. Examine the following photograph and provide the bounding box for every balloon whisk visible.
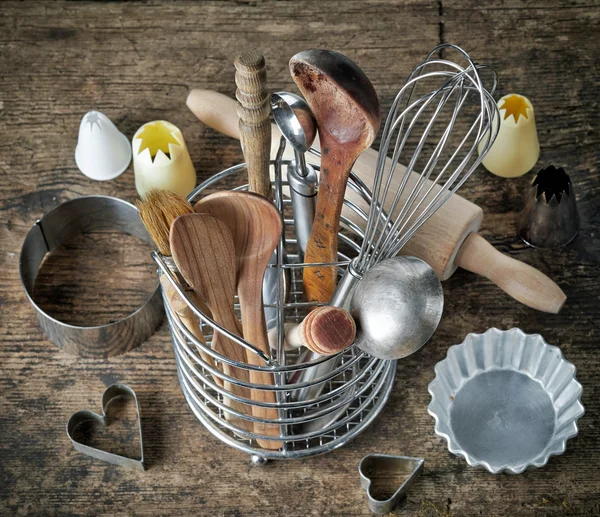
[355,44,500,275]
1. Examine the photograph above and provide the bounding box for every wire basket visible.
[153,153,396,461]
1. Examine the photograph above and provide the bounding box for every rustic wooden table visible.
[1,1,599,515]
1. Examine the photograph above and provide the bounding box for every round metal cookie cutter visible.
[20,195,164,357]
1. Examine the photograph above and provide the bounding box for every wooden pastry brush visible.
[139,190,256,434]
[137,189,223,387]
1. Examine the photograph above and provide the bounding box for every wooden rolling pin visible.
[186,90,566,313]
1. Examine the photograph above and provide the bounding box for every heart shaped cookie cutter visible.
[358,454,424,514]
[66,384,145,471]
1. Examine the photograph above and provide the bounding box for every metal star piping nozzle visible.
[518,165,580,248]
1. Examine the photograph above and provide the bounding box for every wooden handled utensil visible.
[195,191,282,449]
[267,305,356,355]
[137,189,222,387]
[288,306,356,356]
[170,213,253,432]
[235,50,272,198]
[160,278,223,386]
[289,50,381,303]
[185,90,566,313]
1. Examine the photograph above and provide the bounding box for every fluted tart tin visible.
[428,328,584,474]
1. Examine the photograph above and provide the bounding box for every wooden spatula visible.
[195,191,283,449]
[170,213,253,433]
[289,50,381,303]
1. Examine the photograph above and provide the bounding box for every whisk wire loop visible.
[356,44,500,273]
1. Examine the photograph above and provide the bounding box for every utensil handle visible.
[209,311,257,433]
[288,162,318,260]
[455,232,566,314]
[240,300,283,450]
[187,90,242,139]
[163,278,255,433]
[303,149,354,303]
[160,277,223,388]
[234,51,272,198]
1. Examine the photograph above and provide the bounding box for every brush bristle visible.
[137,189,194,255]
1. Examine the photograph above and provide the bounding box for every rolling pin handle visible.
[455,232,566,314]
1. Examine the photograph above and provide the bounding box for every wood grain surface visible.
[1,1,599,516]
[170,213,255,432]
[290,49,381,303]
[234,50,273,199]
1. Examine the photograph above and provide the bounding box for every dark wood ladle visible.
[290,49,381,302]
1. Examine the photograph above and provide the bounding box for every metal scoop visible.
[270,92,318,260]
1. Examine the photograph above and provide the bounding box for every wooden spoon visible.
[290,50,381,302]
[195,191,282,449]
[170,213,253,433]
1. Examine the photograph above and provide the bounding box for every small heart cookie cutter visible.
[66,384,145,471]
[358,453,424,514]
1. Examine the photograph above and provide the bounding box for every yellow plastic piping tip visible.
[478,93,540,179]
[132,120,197,198]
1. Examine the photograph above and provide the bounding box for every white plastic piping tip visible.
[75,111,132,181]
[478,93,540,178]
[132,120,196,198]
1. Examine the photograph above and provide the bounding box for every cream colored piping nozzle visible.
[478,93,540,178]
[133,120,197,198]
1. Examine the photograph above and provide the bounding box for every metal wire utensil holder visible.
[153,142,396,461]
